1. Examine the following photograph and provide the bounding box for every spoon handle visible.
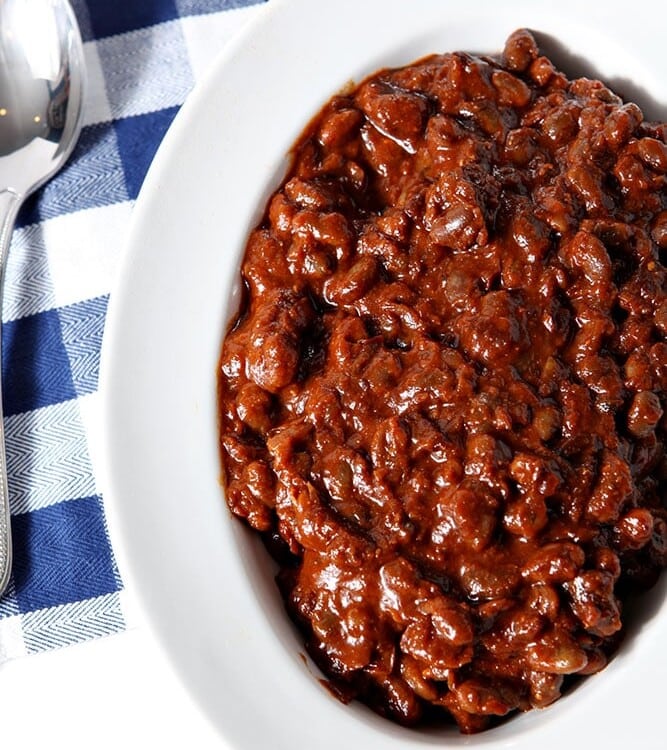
[0,188,21,596]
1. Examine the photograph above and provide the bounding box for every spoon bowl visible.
[0,0,85,594]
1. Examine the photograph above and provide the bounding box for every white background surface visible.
[0,625,224,748]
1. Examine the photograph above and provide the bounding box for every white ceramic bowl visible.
[100,0,667,747]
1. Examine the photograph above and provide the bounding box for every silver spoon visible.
[0,0,85,595]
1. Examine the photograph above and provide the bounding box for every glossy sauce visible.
[218,30,667,732]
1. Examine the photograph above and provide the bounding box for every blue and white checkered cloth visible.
[0,0,265,661]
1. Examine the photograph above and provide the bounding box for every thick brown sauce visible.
[217,30,667,733]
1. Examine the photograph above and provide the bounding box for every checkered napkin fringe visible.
[0,0,265,661]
